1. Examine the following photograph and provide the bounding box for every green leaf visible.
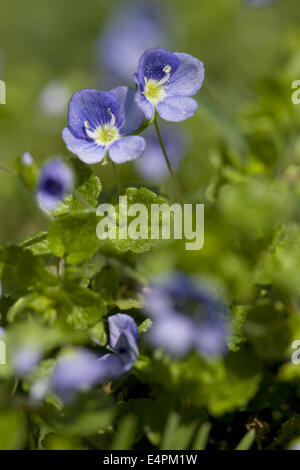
[48,210,100,264]
[21,231,51,256]
[235,429,256,450]
[0,245,50,298]
[107,187,170,254]
[69,158,101,210]
[111,415,137,450]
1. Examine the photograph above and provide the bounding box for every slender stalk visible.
[154,118,184,204]
[0,164,16,176]
[111,160,121,193]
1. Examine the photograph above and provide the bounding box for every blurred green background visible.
[0,0,300,245]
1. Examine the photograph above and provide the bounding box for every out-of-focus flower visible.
[20,152,34,166]
[38,81,71,117]
[98,1,167,86]
[135,48,204,122]
[62,87,145,164]
[144,273,229,358]
[98,313,139,377]
[49,315,138,401]
[135,125,188,182]
[50,349,106,401]
[36,159,74,211]
[12,346,41,377]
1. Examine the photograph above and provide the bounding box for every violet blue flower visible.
[12,346,41,377]
[98,1,167,86]
[62,87,146,165]
[50,349,107,400]
[50,315,139,401]
[135,48,204,122]
[36,159,74,211]
[135,125,187,182]
[144,273,229,358]
[97,313,139,378]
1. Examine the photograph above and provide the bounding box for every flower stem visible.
[111,160,121,193]
[154,118,184,205]
[0,164,16,176]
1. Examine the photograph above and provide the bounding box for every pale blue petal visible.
[135,92,154,120]
[167,53,205,97]
[156,96,198,122]
[109,136,146,164]
[147,314,194,358]
[62,127,106,164]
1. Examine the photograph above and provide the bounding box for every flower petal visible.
[109,314,139,357]
[97,353,127,379]
[68,89,120,138]
[156,96,198,122]
[167,53,205,97]
[147,314,194,358]
[110,86,144,134]
[137,48,179,86]
[135,92,154,120]
[62,127,106,164]
[109,135,146,164]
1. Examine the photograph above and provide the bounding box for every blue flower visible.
[36,159,74,211]
[12,346,41,377]
[144,273,229,358]
[135,125,187,182]
[97,313,139,378]
[50,349,106,401]
[50,314,139,401]
[62,87,146,165]
[135,48,204,122]
[98,1,167,86]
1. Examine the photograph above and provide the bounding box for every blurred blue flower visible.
[50,349,106,400]
[36,159,74,211]
[135,48,204,122]
[38,81,71,117]
[62,87,146,165]
[98,313,139,377]
[144,273,229,358]
[12,346,41,377]
[21,151,34,166]
[98,1,167,86]
[135,125,188,182]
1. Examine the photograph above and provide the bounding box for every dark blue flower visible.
[98,0,167,86]
[144,273,229,358]
[36,159,74,211]
[97,313,139,377]
[135,125,188,182]
[62,87,146,165]
[135,48,204,122]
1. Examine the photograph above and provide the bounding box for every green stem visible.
[0,164,16,176]
[111,160,121,193]
[154,118,184,205]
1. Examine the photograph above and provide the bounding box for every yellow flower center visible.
[143,79,166,105]
[93,125,119,146]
